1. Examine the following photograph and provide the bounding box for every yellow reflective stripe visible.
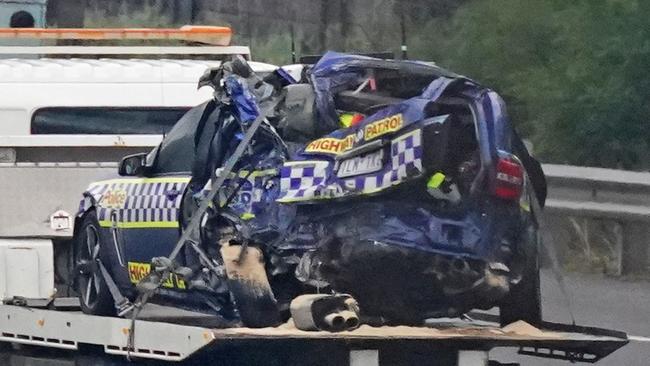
[91,176,191,186]
[98,220,179,229]
[340,113,354,128]
[128,261,186,289]
[240,212,256,220]
[215,169,277,179]
[239,169,277,177]
[427,172,446,189]
[284,161,328,167]
[277,194,339,203]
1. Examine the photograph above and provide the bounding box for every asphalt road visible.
[493,270,650,365]
[0,270,648,365]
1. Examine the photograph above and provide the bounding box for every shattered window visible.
[31,107,190,135]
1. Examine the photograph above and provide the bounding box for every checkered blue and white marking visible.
[203,169,278,216]
[279,161,331,201]
[84,179,189,227]
[278,129,423,202]
[349,129,423,192]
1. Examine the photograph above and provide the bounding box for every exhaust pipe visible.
[452,257,468,271]
[323,311,359,331]
[339,310,360,330]
[324,312,346,331]
[291,294,361,332]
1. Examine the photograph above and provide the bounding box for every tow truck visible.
[0,27,629,366]
[0,300,629,365]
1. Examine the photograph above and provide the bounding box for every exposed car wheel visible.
[74,211,114,316]
[221,245,281,328]
[499,221,542,327]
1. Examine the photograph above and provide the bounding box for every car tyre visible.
[74,211,114,316]
[499,221,542,327]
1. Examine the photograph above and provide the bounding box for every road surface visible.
[493,270,650,365]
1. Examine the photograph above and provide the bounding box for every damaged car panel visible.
[73,52,546,328]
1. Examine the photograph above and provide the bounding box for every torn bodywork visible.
[76,52,547,328]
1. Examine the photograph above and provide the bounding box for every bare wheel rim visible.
[78,224,101,308]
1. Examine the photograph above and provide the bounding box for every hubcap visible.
[77,225,101,308]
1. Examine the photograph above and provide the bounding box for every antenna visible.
[290,24,297,64]
[400,13,408,60]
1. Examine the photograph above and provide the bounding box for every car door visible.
[90,174,189,292]
[112,175,190,290]
[110,102,211,290]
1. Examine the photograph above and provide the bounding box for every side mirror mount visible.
[118,153,148,177]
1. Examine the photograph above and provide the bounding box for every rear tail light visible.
[494,154,524,200]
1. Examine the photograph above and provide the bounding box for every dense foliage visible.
[78,0,649,169]
[410,0,650,170]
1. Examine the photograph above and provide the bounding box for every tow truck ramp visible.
[0,304,211,361]
[0,304,628,365]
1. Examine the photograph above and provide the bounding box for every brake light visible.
[495,155,524,200]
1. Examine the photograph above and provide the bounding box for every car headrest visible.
[279,84,318,143]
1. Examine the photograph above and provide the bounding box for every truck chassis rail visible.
[0,304,628,365]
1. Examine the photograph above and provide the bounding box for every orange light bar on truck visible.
[0,25,232,46]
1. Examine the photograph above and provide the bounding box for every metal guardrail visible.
[1,143,648,272]
[544,164,650,222]
[542,164,650,274]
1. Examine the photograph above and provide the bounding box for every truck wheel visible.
[499,223,542,327]
[74,211,114,316]
[221,245,281,328]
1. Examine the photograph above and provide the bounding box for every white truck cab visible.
[0,27,277,140]
[0,27,278,164]
[0,56,276,136]
[0,26,277,302]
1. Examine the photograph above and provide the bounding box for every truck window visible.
[31,107,190,135]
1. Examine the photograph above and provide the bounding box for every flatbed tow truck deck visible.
[0,303,628,366]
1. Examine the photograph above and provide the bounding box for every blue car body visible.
[75,52,546,323]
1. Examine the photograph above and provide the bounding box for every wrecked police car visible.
[73,52,547,329]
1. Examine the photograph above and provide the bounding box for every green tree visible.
[412,0,650,170]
